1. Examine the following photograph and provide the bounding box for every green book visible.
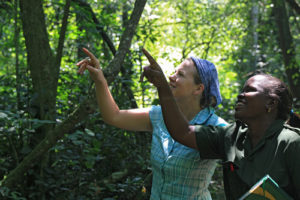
[238,174,293,200]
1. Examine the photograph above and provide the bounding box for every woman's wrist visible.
[94,76,107,86]
[158,83,173,100]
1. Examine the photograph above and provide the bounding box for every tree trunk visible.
[20,0,55,121]
[2,0,148,189]
[251,0,259,69]
[272,0,300,107]
[14,0,21,111]
[19,0,57,148]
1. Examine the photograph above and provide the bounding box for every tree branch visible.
[75,0,116,54]
[106,0,147,82]
[55,0,71,76]
[286,0,300,15]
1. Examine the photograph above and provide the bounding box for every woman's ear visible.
[266,98,278,113]
[193,83,204,95]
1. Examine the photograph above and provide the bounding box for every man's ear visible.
[193,84,204,95]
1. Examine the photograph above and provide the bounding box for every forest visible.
[0,0,299,199]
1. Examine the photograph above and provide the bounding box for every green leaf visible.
[0,112,8,119]
[85,128,95,137]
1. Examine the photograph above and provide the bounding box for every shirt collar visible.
[190,107,215,125]
[264,119,285,139]
[245,119,285,156]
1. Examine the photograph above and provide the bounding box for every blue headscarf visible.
[190,57,222,107]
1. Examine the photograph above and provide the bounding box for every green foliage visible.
[0,186,26,200]
[0,108,150,199]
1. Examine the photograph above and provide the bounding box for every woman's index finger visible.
[82,48,97,60]
[142,48,157,65]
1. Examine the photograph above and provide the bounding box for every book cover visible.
[238,174,293,200]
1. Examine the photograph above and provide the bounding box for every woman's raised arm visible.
[77,48,152,132]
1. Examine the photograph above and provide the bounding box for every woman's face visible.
[234,75,271,122]
[168,59,202,98]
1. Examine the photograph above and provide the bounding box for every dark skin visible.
[141,48,279,149]
[234,75,278,147]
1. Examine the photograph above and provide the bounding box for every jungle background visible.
[0,0,299,199]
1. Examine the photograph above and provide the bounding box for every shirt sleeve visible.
[149,105,162,125]
[285,134,300,199]
[195,124,233,159]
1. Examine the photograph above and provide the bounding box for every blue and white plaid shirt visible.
[149,105,227,200]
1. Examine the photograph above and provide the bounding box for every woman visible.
[76,48,227,199]
[142,48,300,199]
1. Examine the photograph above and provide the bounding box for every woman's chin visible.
[170,89,176,96]
[234,112,247,124]
[234,110,243,120]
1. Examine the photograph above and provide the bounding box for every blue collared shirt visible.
[149,105,227,200]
